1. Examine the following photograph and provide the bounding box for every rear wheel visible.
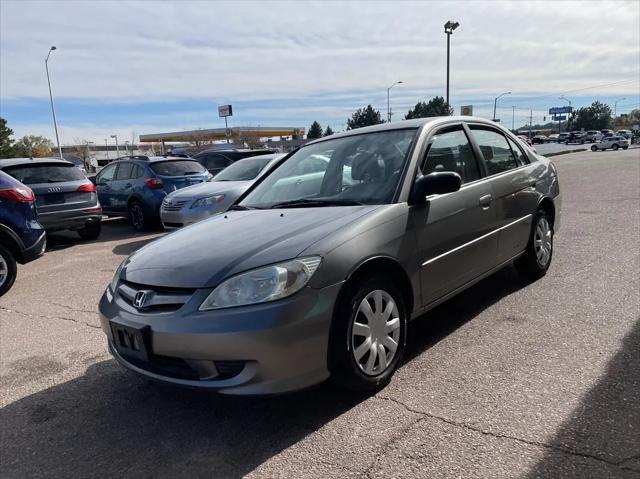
[591,145,598,152]
[329,274,407,392]
[77,221,102,240]
[515,209,553,280]
[612,144,619,151]
[128,201,147,231]
[0,244,17,297]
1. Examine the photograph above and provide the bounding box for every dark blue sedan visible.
[0,170,46,296]
[94,156,210,230]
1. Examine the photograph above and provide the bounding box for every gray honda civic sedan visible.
[99,117,561,395]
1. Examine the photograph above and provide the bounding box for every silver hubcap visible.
[0,253,7,287]
[351,290,401,376]
[534,217,552,267]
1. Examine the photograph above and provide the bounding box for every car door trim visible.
[421,213,532,267]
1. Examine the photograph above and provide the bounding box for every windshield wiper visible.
[269,198,364,209]
[228,204,256,211]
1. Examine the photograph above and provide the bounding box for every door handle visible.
[479,194,492,208]
[529,180,537,188]
[125,183,133,189]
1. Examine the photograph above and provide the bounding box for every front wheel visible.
[612,144,619,151]
[329,274,407,392]
[591,145,598,152]
[515,210,553,280]
[0,244,17,297]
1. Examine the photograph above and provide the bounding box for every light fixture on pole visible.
[387,81,403,123]
[444,20,459,107]
[110,134,120,157]
[45,46,63,158]
[614,98,626,118]
[493,92,511,122]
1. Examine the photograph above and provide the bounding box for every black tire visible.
[612,144,619,151]
[591,145,598,152]
[128,201,148,231]
[515,209,553,280]
[329,274,407,392]
[0,244,18,297]
[623,146,628,150]
[77,221,102,240]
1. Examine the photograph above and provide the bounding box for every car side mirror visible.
[410,171,462,204]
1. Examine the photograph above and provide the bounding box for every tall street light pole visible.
[111,134,120,157]
[614,98,626,119]
[493,92,511,122]
[387,81,403,123]
[45,46,62,158]
[444,21,459,107]
[104,139,109,160]
[512,106,516,131]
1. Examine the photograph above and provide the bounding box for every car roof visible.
[111,156,195,164]
[303,116,512,146]
[197,148,277,155]
[0,157,74,168]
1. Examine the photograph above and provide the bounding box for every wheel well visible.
[0,231,21,261]
[341,257,415,315]
[538,197,556,226]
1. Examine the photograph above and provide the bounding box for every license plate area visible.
[110,322,151,362]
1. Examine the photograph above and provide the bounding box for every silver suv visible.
[591,136,630,151]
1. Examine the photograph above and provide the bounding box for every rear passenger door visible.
[95,163,118,212]
[111,162,134,213]
[467,125,539,263]
[416,124,498,306]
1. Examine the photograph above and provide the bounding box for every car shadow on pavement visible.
[525,318,640,478]
[405,265,528,363]
[0,267,534,478]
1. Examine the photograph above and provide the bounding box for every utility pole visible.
[45,46,63,158]
[104,139,109,160]
[387,81,403,123]
[614,98,626,119]
[530,109,533,138]
[444,21,459,106]
[111,134,120,157]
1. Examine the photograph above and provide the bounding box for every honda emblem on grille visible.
[47,186,62,193]
[133,291,151,308]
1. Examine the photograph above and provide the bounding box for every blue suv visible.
[94,156,210,230]
[0,170,46,296]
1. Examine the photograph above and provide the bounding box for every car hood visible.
[165,180,250,200]
[122,205,381,288]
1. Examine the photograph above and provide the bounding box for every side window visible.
[470,127,519,175]
[205,154,229,171]
[506,137,527,166]
[422,127,480,183]
[132,165,145,178]
[114,162,133,180]
[96,163,117,183]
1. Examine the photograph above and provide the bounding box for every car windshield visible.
[150,160,206,176]
[214,156,274,181]
[240,128,417,208]
[3,163,85,184]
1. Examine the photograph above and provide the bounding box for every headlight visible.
[199,256,322,311]
[191,194,225,208]
[110,260,126,293]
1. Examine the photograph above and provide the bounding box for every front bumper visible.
[98,281,343,395]
[160,204,222,229]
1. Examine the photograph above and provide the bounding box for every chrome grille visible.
[117,280,195,313]
[161,198,189,211]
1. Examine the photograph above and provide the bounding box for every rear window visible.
[3,163,85,184]
[214,156,274,181]
[149,160,206,176]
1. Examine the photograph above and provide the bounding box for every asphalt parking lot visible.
[1,147,639,478]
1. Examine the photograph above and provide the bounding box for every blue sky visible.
[1,1,639,144]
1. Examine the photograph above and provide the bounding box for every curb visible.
[545,149,588,157]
